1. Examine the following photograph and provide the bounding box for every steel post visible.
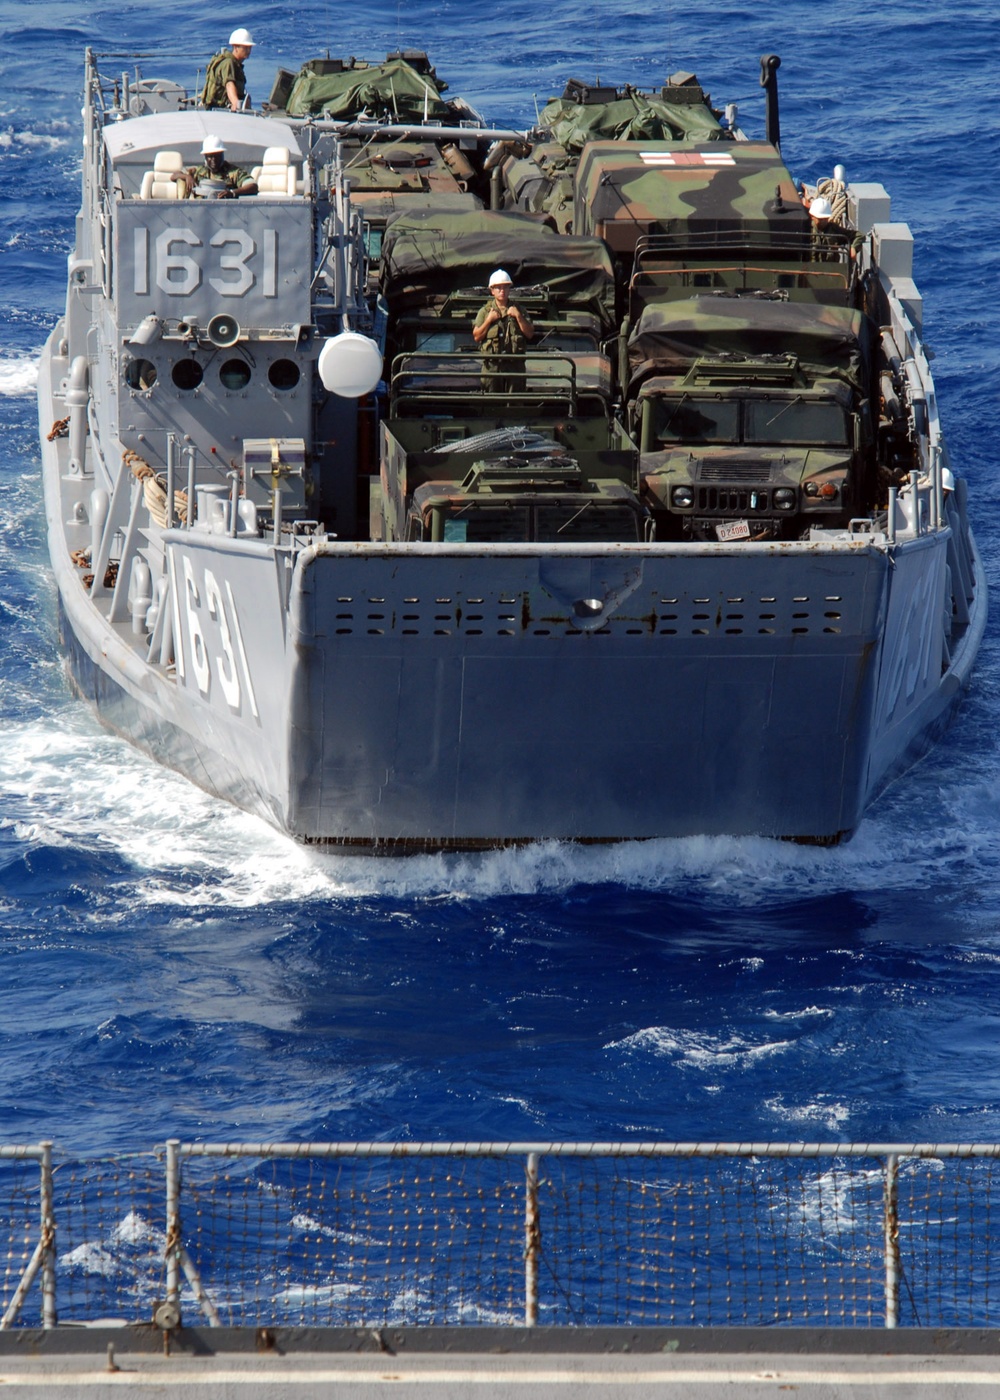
[909,469,921,535]
[884,1152,900,1328]
[185,446,196,529]
[524,1152,540,1327]
[166,434,176,530]
[40,1142,56,1329]
[166,1138,180,1306]
[932,444,943,531]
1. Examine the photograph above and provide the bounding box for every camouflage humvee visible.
[396,437,651,545]
[598,139,877,538]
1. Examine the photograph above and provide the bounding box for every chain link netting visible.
[537,1156,885,1325]
[181,1154,524,1326]
[49,1158,163,1325]
[0,1145,997,1329]
[0,1157,44,1325]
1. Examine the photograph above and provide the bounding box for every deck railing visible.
[2,1140,998,1331]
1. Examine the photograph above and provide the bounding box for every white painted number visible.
[204,568,241,707]
[155,228,201,296]
[171,549,258,719]
[209,229,255,297]
[139,227,278,299]
[181,555,211,693]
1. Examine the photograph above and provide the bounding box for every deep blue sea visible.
[1,0,999,1164]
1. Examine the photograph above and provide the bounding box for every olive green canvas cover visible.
[539,93,724,151]
[285,57,453,120]
[380,210,618,325]
[626,298,872,390]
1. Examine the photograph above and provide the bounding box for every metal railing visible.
[389,351,581,414]
[0,1144,55,1330]
[2,1140,999,1331]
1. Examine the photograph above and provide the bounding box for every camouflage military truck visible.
[489,74,886,539]
[496,73,728,233]
[595,141,877,539]
[373,209,646,544]
[627,299,876,540]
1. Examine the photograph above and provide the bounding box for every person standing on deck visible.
[472,269,535,394]
[202,29,255,112]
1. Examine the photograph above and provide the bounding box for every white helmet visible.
[488,268,513,287]
[809,195,834,220]
[201,134,225,155]
[229,28,254,46]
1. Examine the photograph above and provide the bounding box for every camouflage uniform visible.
[189,161,253,193]
[474,299,528,394]
[811,221,865,264]
[202,50,246,109]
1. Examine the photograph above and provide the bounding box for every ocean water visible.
[1,0,999,1170]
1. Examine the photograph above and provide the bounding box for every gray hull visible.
[43,363,983,850]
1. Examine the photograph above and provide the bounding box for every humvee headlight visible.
[672,485,694,509]
[773,488,797,511]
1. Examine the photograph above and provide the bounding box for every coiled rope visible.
[124,448,189,528]
[815,174,849,226]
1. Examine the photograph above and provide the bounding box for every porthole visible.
[268,358,300,390]
[172,359,203,391]
[219,359,251,391]
[125,358,157,390]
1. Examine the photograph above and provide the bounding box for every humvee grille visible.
[700,459,773,481]
[697,486,773,514]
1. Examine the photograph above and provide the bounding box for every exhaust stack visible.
[759,53,781,151]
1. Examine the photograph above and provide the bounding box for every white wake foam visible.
[0,353,39,397]
[607,1026,795,1069]
[0,124,71,152]
[1,697,999,909]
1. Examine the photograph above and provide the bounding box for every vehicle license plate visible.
[716,519,751,541]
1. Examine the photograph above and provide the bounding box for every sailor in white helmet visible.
[472,268,535,394]
[807,192,864,262]
[185,134,258,198]
[202,28,256,111]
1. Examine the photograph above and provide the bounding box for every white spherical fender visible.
[317,332,383,398]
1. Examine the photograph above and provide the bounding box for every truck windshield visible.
[745,398,849,446]
[433,501,641,542]
[655,397,740,445]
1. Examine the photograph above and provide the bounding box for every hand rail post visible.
[40,1141,57,1329]
[884,1152,900,1328]
[165,1138,180,1307]
[524,1152,540,1327]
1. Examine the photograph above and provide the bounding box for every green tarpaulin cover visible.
[286,58,453,120]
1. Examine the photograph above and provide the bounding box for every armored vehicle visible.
[36,51,984,849]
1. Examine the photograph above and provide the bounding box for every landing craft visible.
[37,50,985,849]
